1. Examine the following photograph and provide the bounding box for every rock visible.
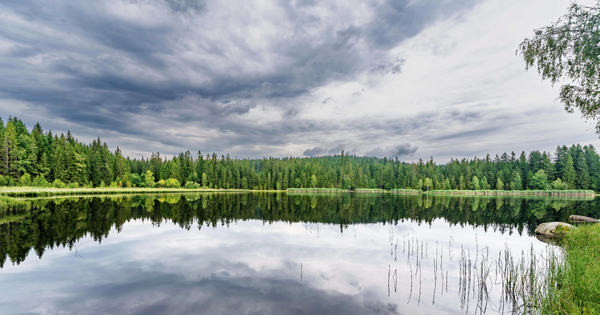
[569,215,600,223]
[535,234,560,246]
[535,222,575,239]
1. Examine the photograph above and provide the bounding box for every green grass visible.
[354,188,387,193]
[388,188,421,194]
[286,188,594,197]
[286,188,349,193]
[541,224,600,314]
[286,188,421,194]
[0,186,258,198]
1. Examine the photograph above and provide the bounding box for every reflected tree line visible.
[0,193,598,267]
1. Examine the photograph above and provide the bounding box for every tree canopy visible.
[518,2,600,132]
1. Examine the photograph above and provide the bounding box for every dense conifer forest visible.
[1,115,599,191]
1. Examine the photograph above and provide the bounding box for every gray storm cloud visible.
[0,0,489,158]
[303,144,347,157]
[365,143,418,158]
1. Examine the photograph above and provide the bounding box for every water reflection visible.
[0,193,597,314]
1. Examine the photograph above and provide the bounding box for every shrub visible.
[0,175,7,186]
[52,179,66,188]
[184,181,197,189]
[67,182,80,189]
[550,178,566,190]
[32,175,50,187]
[185,181,202,189]
[165,178,181,188]
[145,170,155,188]
[130,173,142,187]
[19,173,32,186]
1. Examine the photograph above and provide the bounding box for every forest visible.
[1,115,599,191]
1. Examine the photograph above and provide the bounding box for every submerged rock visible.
[535,234,560,246]
[535,222,575,239]
[569,215,600,223]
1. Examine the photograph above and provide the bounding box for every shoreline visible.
[423,189,595,197]
[0,187,280,198]
[0,187,594,199]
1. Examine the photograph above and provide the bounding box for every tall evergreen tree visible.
[562,155,577,188]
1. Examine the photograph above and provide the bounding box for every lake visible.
[0,193,598,314]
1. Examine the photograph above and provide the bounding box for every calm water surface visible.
[0,193,598,315]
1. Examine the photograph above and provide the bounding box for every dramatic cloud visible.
[303,147,326,157]
[1,0,599,160]
[303,144,347,157]
[365,143,418,158]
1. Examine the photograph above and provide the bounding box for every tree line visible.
[1,115,599,191]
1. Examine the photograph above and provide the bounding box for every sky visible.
[0,0,599,161]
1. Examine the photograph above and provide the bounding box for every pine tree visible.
[575,153,591,189]
[584,145,600,190]
[196,151,204,184]
[510,170,522,190]
[562,155,576,188]
[1,120,18,177]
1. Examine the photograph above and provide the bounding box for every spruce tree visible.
[1,120,18,177]
[575,154,591,189]
[562,155,577,188]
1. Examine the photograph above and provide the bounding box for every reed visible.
[397,232,563,314]
[286,188,348,193]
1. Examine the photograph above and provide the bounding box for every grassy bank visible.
[357,188,420,194]
[286,188,349,193]
[424,189,595,197]
[286,188,421,194]
[541,224,600,314]
[287,188,594,197]
[0,187,260,198]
